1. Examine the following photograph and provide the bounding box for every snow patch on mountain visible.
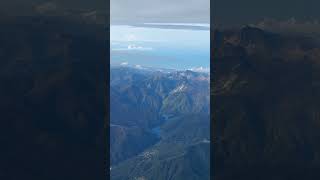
[171,84,188,93]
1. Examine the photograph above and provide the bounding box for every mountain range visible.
[110,66,210,180]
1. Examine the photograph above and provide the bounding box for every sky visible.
[110,0,210,24]
[110,24,210,70]
[0,0,320,26]
[110,0,210,70]
[110,0,320,27]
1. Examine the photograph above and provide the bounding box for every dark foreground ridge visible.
[212,26,320,180]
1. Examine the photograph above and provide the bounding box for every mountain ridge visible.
[110,67,210,179]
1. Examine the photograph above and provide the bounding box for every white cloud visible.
[125,34,138,41]
[120,62,129,66]
[127,44,153,51]
[189,66,210,73]
[111,44,153,51]
[135,64,143,69]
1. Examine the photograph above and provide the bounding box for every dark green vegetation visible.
[110,125,160,165]
[0,13,107,180]
[110,67,210,180]
[212,26,320,180]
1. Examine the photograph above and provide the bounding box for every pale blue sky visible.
[110,24,210,70]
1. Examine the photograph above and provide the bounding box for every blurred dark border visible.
[210,0,214,179]
[211,0,320,180]
[106,0,110,179]
[0,0,109,179]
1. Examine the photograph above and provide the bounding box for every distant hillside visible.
[111,115,210,180]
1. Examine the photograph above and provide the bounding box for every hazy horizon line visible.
[110,63,210,73]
